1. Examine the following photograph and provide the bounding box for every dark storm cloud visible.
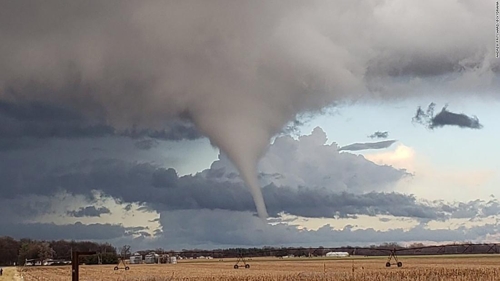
[413,103,483,129]
[67,206,111,217]
[366,52,469,78]
[432,108,483,129]
[0,139,37,151]
[0,0,496,219]
[264,187,446,219]
[0,100,202,144]
[280,119,305,136]
[440,199,500,219]
[339,140,396,151]
[134,139,160,150]
[120,121,202,141]
[0,157,444,220]
[0,100,114,139]
[1,126,494,224]
[154,210,500,249]
[0,222,126,240]
[0,126,443,221]
[0,128,411,214]
[0,197,53,223]
[368,131,389,139]
[28,157,500,221]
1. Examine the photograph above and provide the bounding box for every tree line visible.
[0,236,118,266]
[2,237,495,266]
[136,242,499,259]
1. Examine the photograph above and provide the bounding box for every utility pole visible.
[71,251,96,281]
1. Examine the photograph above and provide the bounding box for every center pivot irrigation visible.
[385,248,402,268]
[114,245,131,271]
[114,258,130,271]
[233,253,251,269]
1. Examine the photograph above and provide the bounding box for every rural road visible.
[0,267,22,281]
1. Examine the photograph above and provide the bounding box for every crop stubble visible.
[18,255,500,281]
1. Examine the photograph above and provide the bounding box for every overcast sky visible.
[1,0,499,251]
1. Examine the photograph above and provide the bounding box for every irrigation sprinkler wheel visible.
[245,264,250,269]
[385,262,391,267]
[397,262,402,267]
[114,266,119,271]
[234,265,239,269]
[125,266,130,270]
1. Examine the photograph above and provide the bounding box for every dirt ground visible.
[0,267,21,281]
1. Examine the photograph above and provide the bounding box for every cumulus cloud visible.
[67,206,111,218]
[1,126,495,222]
[1,124,498,246]
[1,121,500,245]
[413,103,483,129]
[339,140,397,151]
[1,0,497,218]
[368,131,389,139]
[0,158,416,219]
[0,127,411,217]
[365,144,416,172]
[258,128,405,192]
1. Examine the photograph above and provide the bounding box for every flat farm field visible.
[18,255,500,281]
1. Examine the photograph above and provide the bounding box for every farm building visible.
[325,252,350,257]
[129,253,143,264]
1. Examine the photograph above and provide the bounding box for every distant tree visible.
[0,236,20,265]
[38,242,55,263]
[50,240,72,260]
[18,239,41,265]
[380,242,402,249]
[409,243,425,248]
[98,242,117,255]
[119,245,131,259]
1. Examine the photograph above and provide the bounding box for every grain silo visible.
[144,252,160,264]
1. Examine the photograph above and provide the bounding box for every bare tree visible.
[38,242,55,263]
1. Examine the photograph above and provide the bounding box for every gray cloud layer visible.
[153,209,500,249]
[0,100,202,145]
[67,206,111,218]
[368,131,389,139]
[0,158,418,219]
[1,121,499,246]
[0,222,126,241]
[0,150,485,222]
[0,127,410,218]
[413,103,483,129]
[1,124,497,247]
[339,140,397,151]
[3,126,495,223]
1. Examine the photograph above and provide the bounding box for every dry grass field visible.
[17,255,500,281]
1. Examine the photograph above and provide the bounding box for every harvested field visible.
[18,255,500,281]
